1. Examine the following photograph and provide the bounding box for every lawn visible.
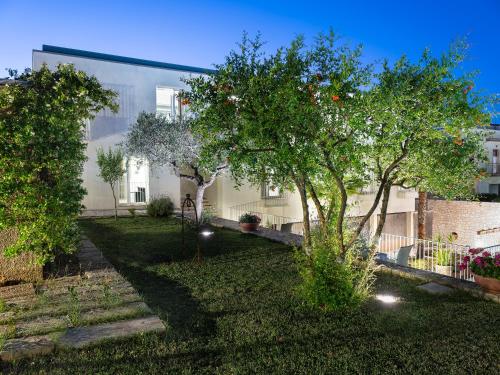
[4,217,499,374]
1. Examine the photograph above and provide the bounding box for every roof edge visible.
[39,45,215,74]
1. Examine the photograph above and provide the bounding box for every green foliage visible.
[436,249,452,266]
[96,147,125,220]
[127,208,137,218]
[0,64,116,263]
[146,196,174,218]
[295,232,376,311]
[0,298,6,313]
[96,147,124,187]
[238,213,260,224]
[67,285,81,326]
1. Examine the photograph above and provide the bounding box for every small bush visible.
[238,213,261,223]
[127,208,137,218]
[295,232,376,311]
[147,197,174,218]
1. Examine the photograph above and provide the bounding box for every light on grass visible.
[376,294,399,304]
[200,230,214,238]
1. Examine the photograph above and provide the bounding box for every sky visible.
[1,0,499,119]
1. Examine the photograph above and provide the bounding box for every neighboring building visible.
[32,45,417,235]
[476,124,500,195]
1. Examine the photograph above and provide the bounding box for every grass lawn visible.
[4,217,499,374]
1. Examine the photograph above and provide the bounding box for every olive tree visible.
[125,112,227,221]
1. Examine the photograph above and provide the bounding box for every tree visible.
[125,112,227,221]
[185,33,493,258]
[367,46,493,245]
[96,147,125,220]
[0,64,116,263]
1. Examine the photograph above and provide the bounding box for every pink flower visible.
[495,254,500,260]
[458,263,467,271]
[469,248,482,255]
[463,256,470,263]
[474,257,483,265]
[482,251,491,257]
[495,261,500,267]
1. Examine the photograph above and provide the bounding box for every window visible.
[156,86,183,119]
[261,183,283,199]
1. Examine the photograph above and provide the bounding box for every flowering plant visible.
[238,213,261,224]
[459,248,500,280]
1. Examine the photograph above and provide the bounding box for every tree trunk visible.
[417,189,427,258]
[110,183,117,221]
[195,185,206,223]
[371,179,393,251]
[306,180,326,232]
[417,190,427,240]
[294,177,312,253]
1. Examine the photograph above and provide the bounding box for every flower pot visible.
[435,265,453,277]
[239,222,259,233]
[473,274,500,294]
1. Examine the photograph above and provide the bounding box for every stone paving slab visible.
[57,316,166,349]
[0,236,166,361]
[0,334,54,362]
[416,282,454,295]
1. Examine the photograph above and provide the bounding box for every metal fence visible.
[377,233,474,280]
[229,206,302,234]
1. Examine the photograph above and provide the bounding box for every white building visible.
[32,45,417,236]
[476,124,500,195]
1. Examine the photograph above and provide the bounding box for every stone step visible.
[0,315,166,361]
[7,301,151,338]
[0,334,54,362]
[2,292,143,324]
[57,315,166,349]
[4,280,136,307]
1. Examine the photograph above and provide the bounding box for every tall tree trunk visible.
[111,183,117,221]
[417,189,427,258]
[306,180,326,232]
[195,185,206,223]
[417,190,427,240]
[294,176,312,253]
[371,179,393,251]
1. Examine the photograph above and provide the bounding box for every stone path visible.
[0,236,166,362]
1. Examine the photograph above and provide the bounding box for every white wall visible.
[32,50,199,210]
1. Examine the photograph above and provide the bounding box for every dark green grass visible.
[4,217,499,374]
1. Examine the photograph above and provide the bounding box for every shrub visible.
[435,249,452,266]
[238,213,261,224]
[295,232,376,311]
[0,65,116,263]
[128,208,137,218]
[147,197,174,218]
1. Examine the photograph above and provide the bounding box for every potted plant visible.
[239,213,261,232]
[459,248,500,294]
[435,248,453,276]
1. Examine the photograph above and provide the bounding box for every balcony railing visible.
[482,163,500,176]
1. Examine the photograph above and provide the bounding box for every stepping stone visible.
[0,335,54,361]
[57,315,166,349]
[417,282,454,295]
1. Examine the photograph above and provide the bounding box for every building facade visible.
[32,45,418,235]
[476,124,500,195]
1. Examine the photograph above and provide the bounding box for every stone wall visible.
[428,199,500,248]
[0,228,43,285]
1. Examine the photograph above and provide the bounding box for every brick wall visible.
[429,199,500,248]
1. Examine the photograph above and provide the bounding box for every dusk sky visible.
[2,0,499,119]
